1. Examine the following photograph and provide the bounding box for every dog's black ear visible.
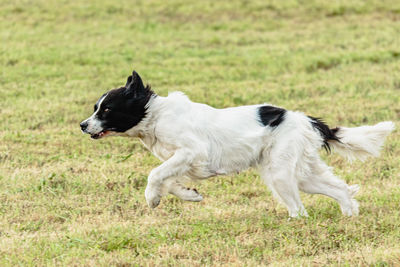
[125,71,145,97]
[125,75,133,87]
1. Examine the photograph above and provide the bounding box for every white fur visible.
[328,121,395,162]
[82,93,107,134]
[124,92,394,217]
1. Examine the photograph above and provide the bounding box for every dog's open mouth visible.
[91,130,110,139]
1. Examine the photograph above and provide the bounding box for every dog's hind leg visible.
[260,156,308,218]
[298,158,359,216]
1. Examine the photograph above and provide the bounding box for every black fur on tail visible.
[308,116,340,152]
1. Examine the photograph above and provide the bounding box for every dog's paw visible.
[350,199,359,216]
[341,185,360,216]
[169,186,204,202]
[185,188,203,202]
[288,207,308,219]
[340,199,359,217]
[145,186,161,209]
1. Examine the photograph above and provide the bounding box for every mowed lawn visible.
[1,0,400,265]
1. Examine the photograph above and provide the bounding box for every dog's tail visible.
[309,117,395,162]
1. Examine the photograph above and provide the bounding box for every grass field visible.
[1,0,400,265]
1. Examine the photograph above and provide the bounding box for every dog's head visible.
[80,71,154,139]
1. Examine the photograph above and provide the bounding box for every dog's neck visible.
[124,94,161,139]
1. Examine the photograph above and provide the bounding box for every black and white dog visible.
[80,70,394,217]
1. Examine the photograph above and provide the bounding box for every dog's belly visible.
[187,154,257,180]
[204,145,263,177]
[186,162,218,179]
[140,135,264,180]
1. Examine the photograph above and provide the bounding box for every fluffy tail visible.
[328,121,395,162]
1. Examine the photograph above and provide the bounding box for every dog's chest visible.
[140,137,175,161]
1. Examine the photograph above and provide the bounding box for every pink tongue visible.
[99,131,108,137]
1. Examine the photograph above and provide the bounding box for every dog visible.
[80,70,395,217]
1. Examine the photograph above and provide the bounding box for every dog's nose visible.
[80,121,88,132]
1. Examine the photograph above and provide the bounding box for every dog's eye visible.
[104,108,111,112]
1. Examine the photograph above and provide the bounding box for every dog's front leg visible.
[145,150,192,208]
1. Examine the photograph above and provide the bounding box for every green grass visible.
[1,0,400,265]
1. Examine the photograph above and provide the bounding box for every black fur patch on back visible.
[258,106,286,127]
[308,116,340,152]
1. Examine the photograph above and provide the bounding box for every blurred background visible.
[1,0,399,265]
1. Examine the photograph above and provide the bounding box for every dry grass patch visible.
[1,0,400,265]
